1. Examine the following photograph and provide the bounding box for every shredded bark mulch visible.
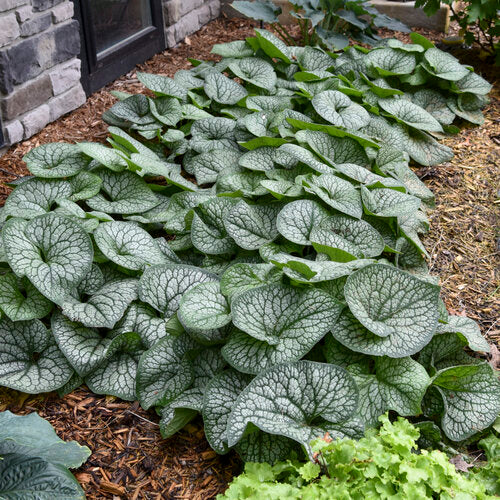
[0,16,498,499]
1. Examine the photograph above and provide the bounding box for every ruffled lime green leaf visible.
[227,361,360,453]
[276,199,330,245]
[23,142,91,178]
[0,317,73,393]
[178,282,231,331]
[61,278,138,329]
[94,221,170,270]
[138,264,217,317]
[345,264,440,339]
[224,200,281,250]
[0,273,53,321]
[2,214,93,304]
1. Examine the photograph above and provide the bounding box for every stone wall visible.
[0,0,85,147]
[163,0,220,48]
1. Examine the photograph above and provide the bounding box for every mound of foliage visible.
[232,0,410,49]
[0,29,497,463]
[218,414,499,499]
[0,411,90,499]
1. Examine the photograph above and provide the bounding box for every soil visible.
[0,16,498,500]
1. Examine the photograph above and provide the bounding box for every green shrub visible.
[0,29,497,463]
[218,415,498,499]
[416,0,499,63]
[231,0,410,49]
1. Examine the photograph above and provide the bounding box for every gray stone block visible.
[174,10,201,42]
[180,0,204,18]
[209,0,221,18]
[49,58,80,95]
[0,14,20,48]
[32,0,64,12]
[0,0,28,13]
[370,0,450,32]
[16,5,32,23]
[1,73,52,120]
[19,12,52,37]
[48,83,85,121]
[197,3,212,26]
[164,24,176,47]
[21,103,50,139]
[51,1,73,23]
[3,119,24,145]
[163,0,182,26]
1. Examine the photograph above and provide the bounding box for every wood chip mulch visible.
[0,16,499,500]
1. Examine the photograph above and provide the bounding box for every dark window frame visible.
[73,0,165,96]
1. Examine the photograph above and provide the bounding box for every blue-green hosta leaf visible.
[227,361,360,452]
[220,263,282,300]
[301,174,363,219]
[254,28,291,63]
[276,199,330,245]
[436,315,490,352]
[411,89,455,125]
[87,169,159,214]
[0,410,91,468]
[354,357,430,426]
[310,215,385,261]
[345,264,439,339]
[190,117,238,153]
[2,214,93,304]
[224,200,281,250]
[187,149,242,185]
[432,363,500,441]
[137,72,188,99]
[312,90,370,130]
[0,453,85,500]
[178,282,231,331]
[224,284,343,373]
[229,58,276,91]
[136,333,195,409]
[366,48,416,76]
[0,273,52,321]
[202,369,252,454]
[295,130,370,167]
[315,28,349,51]
[204,71,248,105]
[361,186,420,217]
[453,71,492,95]
[149,97,182,126]
[0,318,73,393]
[138,264,217,317]
[191,197,238,254]
[378,97,443,132]
[422,48,469,81]
[3,177,72,220]
[94,221,169,270]
[211,40,255,58]
[61,279,138,329]
[23,142,91,178]
[231,0,281,22]
[85,331,143,400]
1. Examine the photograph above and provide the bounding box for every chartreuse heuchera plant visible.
[0,29,497,464]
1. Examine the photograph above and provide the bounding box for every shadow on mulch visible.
[0,16,499,500]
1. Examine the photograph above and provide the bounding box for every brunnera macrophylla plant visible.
[0,29,497,463]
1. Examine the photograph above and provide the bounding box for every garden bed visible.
[0,16,498,499]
